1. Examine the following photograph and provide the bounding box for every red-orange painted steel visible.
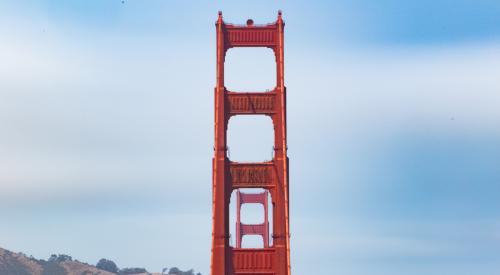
[211,11,291,275]
[235,190,269,248]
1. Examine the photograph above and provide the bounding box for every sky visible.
[0,1,500,274]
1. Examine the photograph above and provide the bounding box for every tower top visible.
[216,11,283,26]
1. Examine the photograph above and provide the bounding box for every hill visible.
[0,247,116,275]
[0,247,197,275]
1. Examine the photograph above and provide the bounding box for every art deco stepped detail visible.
[211,11,291,275]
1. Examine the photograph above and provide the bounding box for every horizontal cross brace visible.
[224,25,278,48]
[240,223,267,236]
[229,161,275,189]
[227,91,277,116]
[239,192,268,205]
[232,248,275,273]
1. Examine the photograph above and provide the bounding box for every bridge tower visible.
[211,11,291,275]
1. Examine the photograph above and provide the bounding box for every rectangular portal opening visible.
[229,188,273,248]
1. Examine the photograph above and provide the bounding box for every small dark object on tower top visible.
[246,19,254,26]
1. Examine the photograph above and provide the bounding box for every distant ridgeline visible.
[0,247,201,275]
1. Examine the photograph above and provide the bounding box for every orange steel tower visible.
[211,11,291,275]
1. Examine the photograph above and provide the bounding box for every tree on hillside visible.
[119,267,148,274]
[48,254,72,262]
[168,267,181,274]
[96,258,119,273]
[168,267,195,275]
[57,254,72,262]
[48,254,58,262]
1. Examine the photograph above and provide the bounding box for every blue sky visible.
[0,1,499,274]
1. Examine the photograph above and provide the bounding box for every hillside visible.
[0,247,196,275]
[0,247,117,275]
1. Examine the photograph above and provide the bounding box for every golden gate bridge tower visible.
[211,11,291,275]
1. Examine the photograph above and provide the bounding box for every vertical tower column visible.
[270,12,290,275]
[211,11,231,275]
